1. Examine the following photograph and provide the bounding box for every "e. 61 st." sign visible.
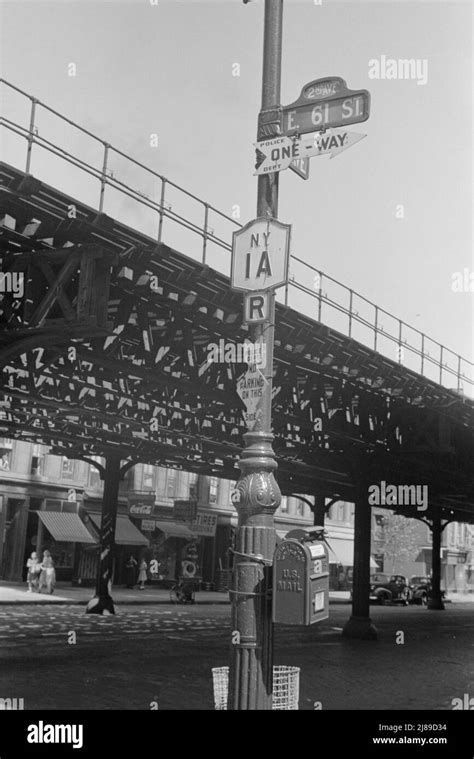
[282,76,370,136]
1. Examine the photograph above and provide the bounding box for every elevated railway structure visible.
[1,80,473,632]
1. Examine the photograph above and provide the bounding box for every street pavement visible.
[0,600,473,710]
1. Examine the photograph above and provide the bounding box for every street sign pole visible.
[228,0,283,710]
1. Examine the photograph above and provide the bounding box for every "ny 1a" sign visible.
[231,217,291,292]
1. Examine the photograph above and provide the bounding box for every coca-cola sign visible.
[129,503,153,516]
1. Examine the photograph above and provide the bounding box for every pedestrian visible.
[138,558,148,590]
[125,555,137,588]
[38,550,56,594]
[26,551,41,592]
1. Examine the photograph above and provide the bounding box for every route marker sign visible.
[282,76,370,137]
[254,128,366,175]
[243,291,271,324]
[231,217,290,292]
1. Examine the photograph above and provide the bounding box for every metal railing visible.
[0,78,472,396]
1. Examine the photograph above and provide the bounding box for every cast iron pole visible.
[228,0,284,710]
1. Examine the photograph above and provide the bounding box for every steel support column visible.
[428,514,445,610]
[313,494,326,527]
[86,454,121,615]
[228,0,283,710]
[343,475,377,639]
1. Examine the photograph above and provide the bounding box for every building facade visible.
[2,437,471,592]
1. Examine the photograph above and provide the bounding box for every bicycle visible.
[169,577,199,604]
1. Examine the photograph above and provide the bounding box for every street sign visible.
[231,217,290,292]
[236,365,268,430]
[282,76,370,137]
[173,500,198,521]
[243,291,271,323]
[289,157,310,180]
[254,128,366,175]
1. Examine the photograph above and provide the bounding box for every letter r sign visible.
[243,291,270,324]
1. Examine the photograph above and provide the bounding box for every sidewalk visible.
[0,581,230,606]
[1,582,472,606]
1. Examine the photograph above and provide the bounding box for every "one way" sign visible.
[254,128,366,175]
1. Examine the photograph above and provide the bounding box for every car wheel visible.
[379,592,389,605]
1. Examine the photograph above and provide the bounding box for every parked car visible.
[408,575,446,605]
[369,573,411,605]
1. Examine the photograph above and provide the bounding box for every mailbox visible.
[272,527,329,625]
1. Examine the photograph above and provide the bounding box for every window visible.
[166,470,176,498]
[337,503,345,522]
[143,464,155,490]
[61,457,74,478]
[31,444,44,475]
[88,457,102,488]
[189,472,198,499]
[280,496,289,513]
[0,438,12,471]
[295,501,304,517]
[209,477,218,504]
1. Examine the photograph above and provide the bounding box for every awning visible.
[38,511,96,544]
[326,536,378,569]
[89,514,148,546]
[326,537,354,566]
[153,520,196,539]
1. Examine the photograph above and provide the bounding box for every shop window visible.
[61,457,74,479]
[143,464,155,490]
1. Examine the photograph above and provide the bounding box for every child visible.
[38,550,56,594]
[26,552,40,592]
[138,558,148,590]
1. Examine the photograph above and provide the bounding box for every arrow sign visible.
[254,129,366,175]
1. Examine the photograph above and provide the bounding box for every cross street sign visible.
[282,76,370,137]
[254,128,366,175]
[231,217,290,292]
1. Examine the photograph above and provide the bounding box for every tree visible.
[375,513,421,574]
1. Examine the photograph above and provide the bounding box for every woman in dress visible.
[138,558,148,590]
[26,551,40,592]
[38,550,56,594]
[125,555,137,588]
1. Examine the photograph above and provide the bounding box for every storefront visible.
[77,510,149,586]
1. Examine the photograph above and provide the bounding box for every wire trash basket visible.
[212,665,300,710]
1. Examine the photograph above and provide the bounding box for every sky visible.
[1,0,472,392]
